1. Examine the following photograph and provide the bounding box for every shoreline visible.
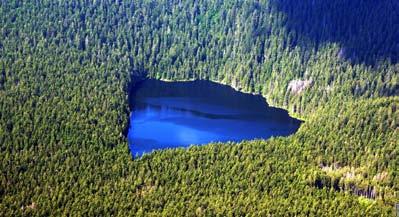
[157,77,306,122]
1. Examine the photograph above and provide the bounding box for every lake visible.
[128,79,302,156]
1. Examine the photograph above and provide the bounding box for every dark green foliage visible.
[273,0,399,65]
[0,0,398,216]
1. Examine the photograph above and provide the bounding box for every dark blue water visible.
[128,79,301,156]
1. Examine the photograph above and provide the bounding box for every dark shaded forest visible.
[0,0,398,216]
[273,0,399,65]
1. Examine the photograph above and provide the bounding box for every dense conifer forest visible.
[0,0,398,216]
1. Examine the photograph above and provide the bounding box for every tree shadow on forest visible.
[271,0,399,66]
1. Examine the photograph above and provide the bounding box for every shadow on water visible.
[271,0,399,66]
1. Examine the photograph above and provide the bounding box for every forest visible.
[0,0,398,216]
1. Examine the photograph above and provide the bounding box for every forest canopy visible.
[0,0,398,216]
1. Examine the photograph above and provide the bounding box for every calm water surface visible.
[128,79,301,156]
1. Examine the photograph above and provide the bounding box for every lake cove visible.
[128,79,302,156]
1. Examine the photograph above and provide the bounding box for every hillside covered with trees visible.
[0,0,398,216]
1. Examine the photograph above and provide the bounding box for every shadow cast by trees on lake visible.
[271,0,399,66]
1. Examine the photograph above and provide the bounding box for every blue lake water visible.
[128,79,302,156]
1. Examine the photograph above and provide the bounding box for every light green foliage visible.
[0,0,398,216]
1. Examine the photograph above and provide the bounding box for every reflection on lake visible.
[128,79,301,156]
